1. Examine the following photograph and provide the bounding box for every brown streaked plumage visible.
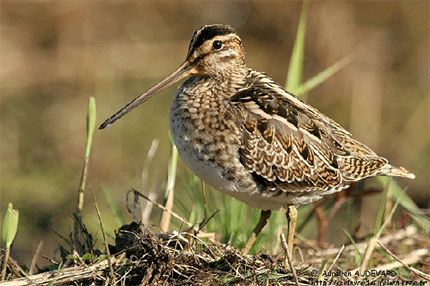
[99,24,415,255]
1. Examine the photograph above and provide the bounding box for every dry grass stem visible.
[0,254,125,286]
[139,139,159,223]
[29,241,43,275]
[90,189,114,280]
[359,197,400,274]
[131,189,194,229]
[326,244,345,274]
[160,187,174,232]
[376,241,430,281]
[1,248,10,281]
[316,224,416,258]
[280,233,299,286]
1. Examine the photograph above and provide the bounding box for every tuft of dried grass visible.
[1,222,429,285]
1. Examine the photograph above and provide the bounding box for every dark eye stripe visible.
[187,24,236,57]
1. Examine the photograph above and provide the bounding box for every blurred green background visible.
[1,1,428,266]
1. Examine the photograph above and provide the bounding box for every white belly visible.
[170,122,234,192]
[180,142,235,193]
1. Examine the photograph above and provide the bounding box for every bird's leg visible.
[286,205,298,257]
[314,204,328,247]
[327,192,347,222]
[241,210,271,254]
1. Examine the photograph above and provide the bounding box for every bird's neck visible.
[209,64,248,96]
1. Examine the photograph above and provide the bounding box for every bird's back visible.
[230,69,414,205]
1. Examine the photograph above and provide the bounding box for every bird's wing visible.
[230,71,387,194]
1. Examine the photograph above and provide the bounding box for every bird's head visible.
[99,24,243,129]
[185,24,245,77]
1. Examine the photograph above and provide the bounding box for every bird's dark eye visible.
[212,40,223,50]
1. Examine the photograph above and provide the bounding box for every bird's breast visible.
[169,85,238,189]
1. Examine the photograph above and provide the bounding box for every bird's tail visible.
[380,164,415,179]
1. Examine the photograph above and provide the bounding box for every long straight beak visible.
[99,61,194,129]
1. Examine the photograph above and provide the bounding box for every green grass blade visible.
[373,179,389,235]
[286,0,308,93]
[2,203,19,248]
[73,97,96,252]
[376,177,430,233]
[160,136,179,232]
[165,143,178,198]
[101,186,124,227]
[1,203,19,281]
[77,97,97,211]
[295,55,355,96]
[342,228,362,266]
[85,97,96,158]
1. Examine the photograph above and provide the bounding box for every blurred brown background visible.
[1,1,428,266]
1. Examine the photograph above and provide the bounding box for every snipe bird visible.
[100,24,415,255]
